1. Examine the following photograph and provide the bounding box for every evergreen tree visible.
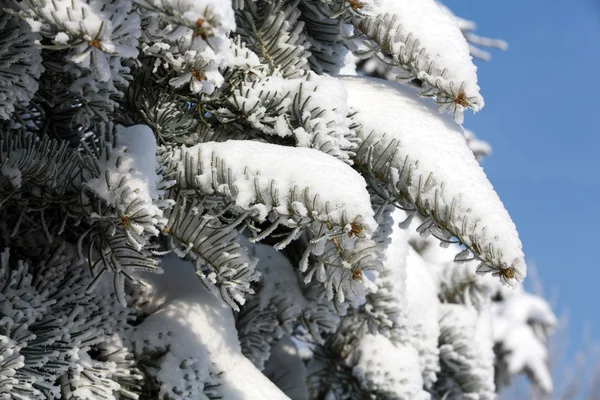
[0,0,556,398]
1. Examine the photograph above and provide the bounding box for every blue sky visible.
[444,0,600,353]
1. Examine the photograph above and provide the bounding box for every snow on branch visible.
[342,76,526,287]
[162,193,259,310]
[83,125,173,305]
[436,2,508,62]
[165,140,380,304]
[138,0,238,94]
[492,287,556,393]
[436,304,496,399]
[0,243,138,398]
[210,71,357,163]
[133,254,289,400]
[18,0,140,82]
[326,0,483,122]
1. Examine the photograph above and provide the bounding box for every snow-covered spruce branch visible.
[0,125,171,306]
[160,192,259,310]
[0,130,90,195]
[162,140,381,306]
[322,0,483,122]
[209,71,357,163]
[436,2,508,62]
[343,76,527,287]
[435,304,496,400]
[132,254,289,399]
[0,243,141,399]
[0,0,556,397]
[136,0,237,95]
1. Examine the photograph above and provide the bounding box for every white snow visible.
[341,76,527,286]
[251,242,306,317]
[492,287,556,392]
[86,125,169,250]
[353,334,429,400]
[405,246,441,388]
[353,0,483,120]
[218,72,356,162]
[139,0,236,95]
[438,304,496,399]
[172,140,377,234]
[132,254,290,400]
[464,129,492,162]
[22,0,140,82]
[436,2,508,62]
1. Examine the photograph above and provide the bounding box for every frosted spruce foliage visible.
[86,125,172,252]
[0,130,86,192]
[237,243,305,370]
[353,334,428,400]
[405,247,441,389]
[0,11,43,120]
[331,0,483,122]
[492,286,556,393]
[464,129,492,162]
[342,76,527,287]
[436,304,496,400]
[17,0,141,124]
[436,2,508,62]
[0,0,555,398]
[167,140,380,303]
[298,0,351,75]
[19,0,140,82]
[0,244,138,399]
[133,254,289,400]
[139,0,237,94]
[236,0,311,79]
[263,337,309,400]
[211,71,357,163]
[83,125,173,305]
[408,224,557,395]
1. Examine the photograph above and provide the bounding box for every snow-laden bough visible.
[341,76,526,287]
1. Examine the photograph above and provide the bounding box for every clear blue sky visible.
[444,0,600,352]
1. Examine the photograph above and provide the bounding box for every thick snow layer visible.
[342,76,526,286]
[367,209,411,339]
[352,0,482,119]
[492,288,556,392]
[172,140,377,234]
[133,255,289,400]
[353,334,429,399]
[86,125,168,250]
[405,247,441,388]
